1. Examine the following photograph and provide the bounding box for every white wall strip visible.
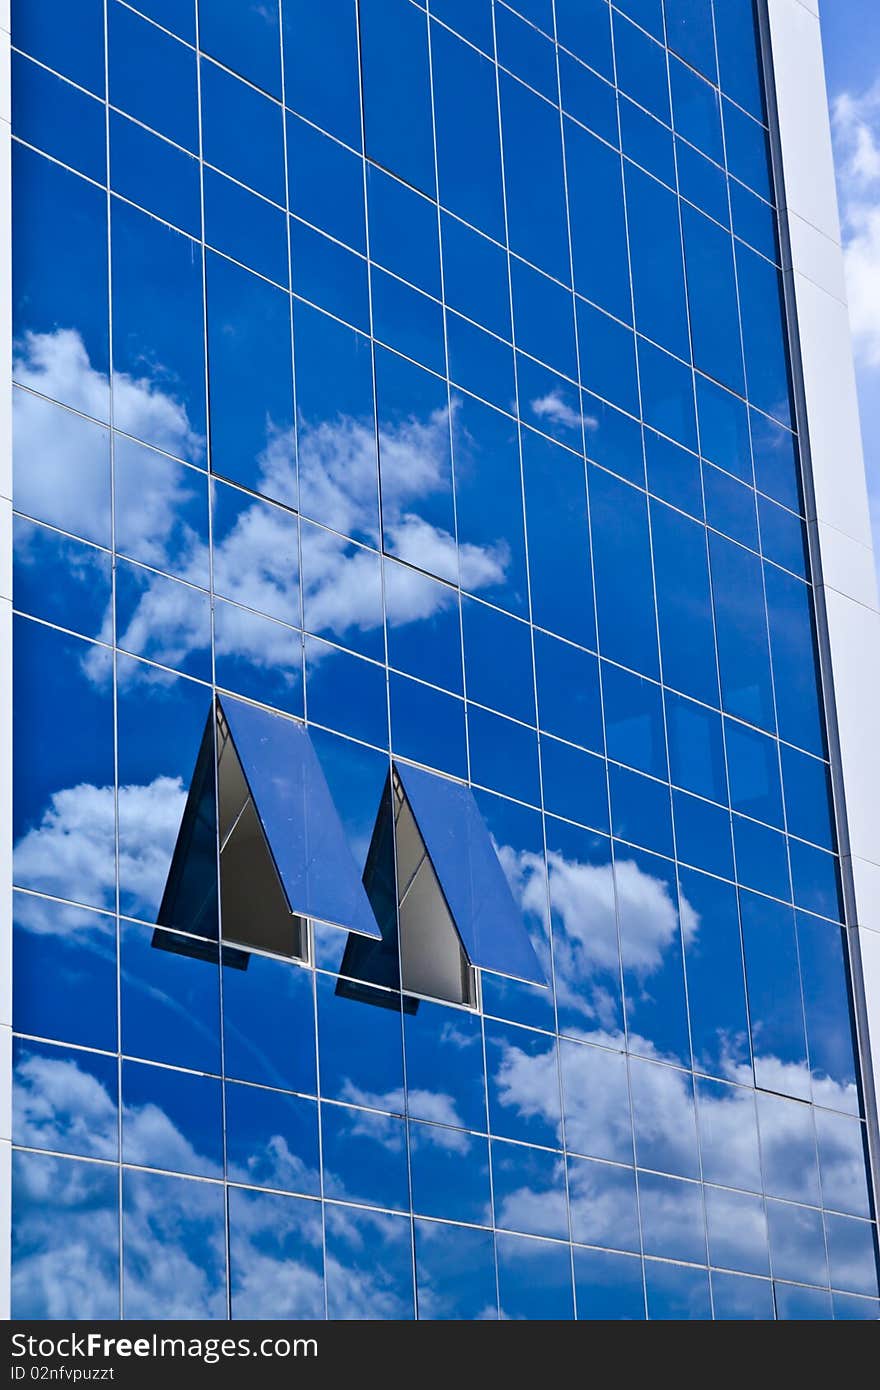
[762,0,880,1212]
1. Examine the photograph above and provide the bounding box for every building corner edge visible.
[760,0,880,1223]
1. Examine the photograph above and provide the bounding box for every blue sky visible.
[820,1,880,563]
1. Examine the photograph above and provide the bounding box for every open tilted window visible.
[158,696,382,963]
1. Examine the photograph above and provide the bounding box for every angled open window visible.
[158,696,381,965]
[393,761,546,1000]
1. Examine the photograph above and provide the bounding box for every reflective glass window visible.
[201,59,284,203]
[450,393,527,617]
[602,664,666,779]
[432,23,505,241]
[643,1260,712,1320]
[13,1039,117,1162]
[109,112,201,239]
[705,1186,770,1277]
[757,1090,821,1206]
[522,432,595,649]
[680,868,750,1081]
[740,892,810,1101]
[13,0,106,95]
[204,169,288,288]
[463,599,534,724]
[651,499,718,705]
[590,467,659,679]
[321,1103,409,1211]
[13,895,117,1053]
[574,1247,645,1320]
[496,1233,574,1320]
[122,1060,223,1179]
[223,953,316,1095]
[108,3,198,151]
[414,1220,497,1321]
[555,0,613,80]
[492,1140,568,1239]
[709,533,775,732]
[711,1271,775,1321]
[625,166,689,360]
[13,518,110,641]
[485,1021,561,1148]
[500,74,570,283]
[12,54,106,184]
[198,0,281,98]
[324,1205,414,1320]
[360,0,435,196]
[639,1171,707,1264]
[228,1187,324,1320]
[568,1155,640,1253]
[697,1078,762,1193]
[122,1169,226,1319]
[282,0,361,148]
[120,923,220,1075]
[565,121,631,324]
[616,846,689,1062]
[534,632,602,752]
[665,0,717,81]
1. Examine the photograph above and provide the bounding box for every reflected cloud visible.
[529,392,584,432]
[13,1051,117,1161]
[229,1189,324,1320]
[12,1153,119,1319]
[15,328,205,462]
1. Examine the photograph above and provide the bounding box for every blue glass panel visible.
[451,393,527,616]
[680,868,750,1080]
[610,768,673,858]
[360,0,435,195]
[673,790,735,880]
[651,500,718,704]
[429,0,494,52]
[497,1233,574,1320]
[463,598,534,724]
[306,638,387,749]
[282,0,361,148]
[565,120,631,324]
[798,917,860,1116]
[221,694,381,938]
[120,922,220,1074]
[521,431,595,649]
[229,1187,324,1320]
[726,720,783,828]
[500,72,570,283]
[108,3,198,150]
[492,1141,568,1239]
[468,704,541,807]
[577,300,639,416]
[737,242,792,427]
[789,840,841,921]
[676,139,730,226]
[485,1021,560,1147]
[223,952,316,1093]
[767,1199,828,1287]
[13,517,110,640]
[757,1090,821,1205]
[709,533,775,731]
[639,1171,707,1264]
[115,440,208,588]
[12,1151,119,1319]
[590,467,658,679]
[109,112,201,237]
[625,166,689,360]
[122,1169,226,1318]
[724,100,772,201]
[324,1205,413,1319]
[751,410,801,510]
[411,1125,491,1224]
[13,147,109,416]
[496,5,557,99]
[534,632,602,751]
[714,0,766,121]
[697,375,752,481]
[321,1104,409,1211]
[825,1215,879,1298]
[704,463,759,550]
[432,23,505,241]
[287,114,365,253]
[198,0,281,97]
[697,1078,762,1193]
[603,664,666,779]
[629,1054,699,1178]
[12,54,106,183]
[385,560,462,695]
[368,166,440,298]
[206,252,295,505]
[555,0,614,80]
[705,1186,770,1276]
[781,745,834,849]
[512,258,578,381]
[574,1248,645,1320]
[211,479,299,626]
[569,1155,640,1252]
[670,58,723,164]
[131,0,195,39]
[774,1283,832,1320]
[711,1272,775,1321]
[13,894,116,1052]
[519,357,582,449]
[111,201,206,461]
[395,759,544,985]
[447,313,516,412]
[115,560,211,680]
[122,1060,222,1178]
[441,215,511,340]
[644,1260,711,1320]
[542,729,608,824]
[584,396,644,488]
[638,339,698,451]
[414,1220,497,1320]
[560,1037,632,1159]
[389,674,467,780]
[764,567,824,757]
[613,13,669,121]
[215,601,303,717]
[731,181,779,262]
[733,815,790,901]
[759,496,807,577]
[741,890,810,1095]
[617,845,689,1061]
[201,59,284,202]
[834,1293,880,1320]
[404,999,487,1133]
[204,169,288,287]
[621,98,676,188]
[682,207,744,395]
[293,221,370,333]
[13,1038,117,1161]
[375,349,454,580]
[546,820,621,1043]
[560,55,619,146]
[665,0,717,81]
[665,692,726,803]
[13,0,105,95]
[13,618,115,909]
[815,1110,871,1218]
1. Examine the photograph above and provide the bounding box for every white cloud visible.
[529,391,582,432]
[832,84,880,369]
[13,1050,117,1160]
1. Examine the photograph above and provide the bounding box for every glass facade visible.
[7,0,879,1320]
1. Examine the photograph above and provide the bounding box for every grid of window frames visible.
[9,0,879,1320]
